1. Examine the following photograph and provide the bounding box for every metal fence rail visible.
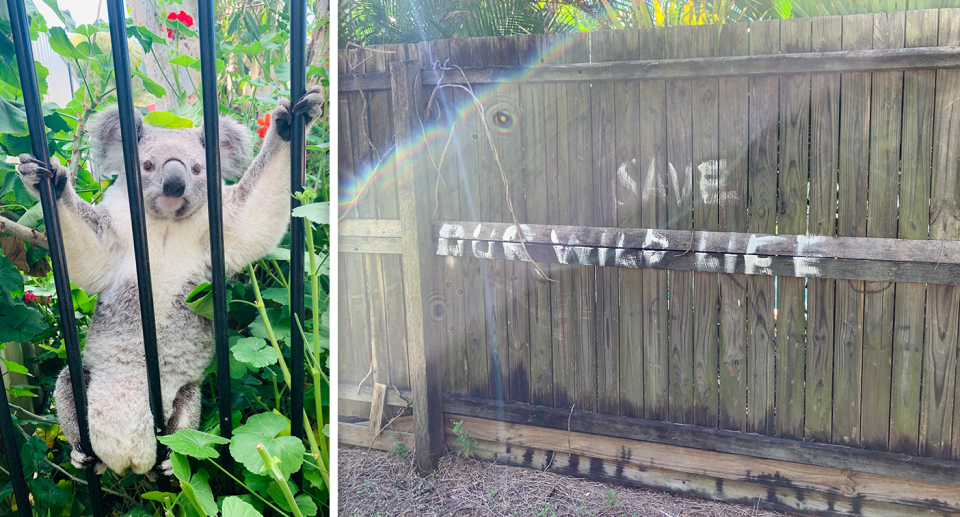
[0,0,309,511]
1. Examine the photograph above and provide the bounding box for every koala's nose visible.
[162,159,187,198]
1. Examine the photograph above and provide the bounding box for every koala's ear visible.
[199,116,252,180]
[87,104,144,175]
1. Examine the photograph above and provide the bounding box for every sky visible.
[34,0,108,28]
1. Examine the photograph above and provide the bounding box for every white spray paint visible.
[795,235,827,256]
[551,229,578,264]
[744,255,773,275]
[617,159,639,196]
[695,253,720,270]
[792,257,822,278]
[746,234,781,255]
[641,158,665,204]
[472,241,496,259]
[646,250,667,267]
[439,223,464,239]
[643,230,669,249]
[473,223,483,239]
[724,254,738,274]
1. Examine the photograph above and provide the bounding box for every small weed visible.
[537,503,556,517]
[488,489,499,499]
[576,504,585,514]
[452,420,479,458]
[604,490,619,508]
[388,434,410,460]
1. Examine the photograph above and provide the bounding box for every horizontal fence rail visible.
[339,45,960,91]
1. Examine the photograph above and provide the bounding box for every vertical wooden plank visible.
[923,8,960,460]
[717,22,749,433]
[592,30,622,416]
[343,47,376,418]
[365,45,413,398]
[564,33,598,411]
[518,34,553,407]
[861,11,905,451]
[614,28,644,420]
[392,59,444,471]
[638,27,669,422]
[747,19,779,436]
[473,37,510,401]
[665,26,695,426]
[806,16,842,443]
[446,39,491,399]
[490,37,531,404]
[834,13,872,448]
[890,8,936,456]
[544,33,578,409]
[375,45,411,392]
[775,18,810,441]
[337,49,368,418]
[426,40,469,396]
[690,24,719,428]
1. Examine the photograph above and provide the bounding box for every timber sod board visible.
[338,9,960,516]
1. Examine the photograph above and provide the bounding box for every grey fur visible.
[20,88,326,474]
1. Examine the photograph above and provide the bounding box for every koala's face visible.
[87,106,252,221]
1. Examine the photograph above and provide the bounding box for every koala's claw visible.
[157,457,174,477]
[18,154,68,198]
[70,444,104,474]
[292,86,325,121]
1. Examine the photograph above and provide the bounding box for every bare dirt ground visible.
[339,446,792,517]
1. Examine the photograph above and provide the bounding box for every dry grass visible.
[339,446,794,517]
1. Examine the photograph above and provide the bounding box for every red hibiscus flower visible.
[256,113,271,138]
[166,28,174,38]
[24,293,35,303]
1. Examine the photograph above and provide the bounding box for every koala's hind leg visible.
[157,384,201,476]
[54,367,105,473]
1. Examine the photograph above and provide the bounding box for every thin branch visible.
[0,216,48,249]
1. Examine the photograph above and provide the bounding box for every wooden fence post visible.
[391,58,445,472]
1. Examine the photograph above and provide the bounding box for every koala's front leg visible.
[18,155,120,294]
[223,86,325,273]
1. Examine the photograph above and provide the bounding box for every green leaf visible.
[292,202,329,225]
[170,55,199,68]
[190,469,218,517]
[127,25,165,53]
[30,476,68,506]
[232,41,265,55]
[17,202,43,228]
[259,288,287,305]
[0,254,23,295]
[249,308,290,344]
[73,24,100,38]
[47,27,83,60]
[274,62,290,82]
[1,358,28,375]
[0,98,28,135]
[41,0,76,30]
[157,429,229,459]
[143,110,193,129]
[0,303,46,342]
[170,452,191,481]
[141,491,176,503]
[231,337,277,369]
[132,71,166,98]
[230,412,303,479]
[221,496,263,517]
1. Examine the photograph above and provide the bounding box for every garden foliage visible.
[0,0,329,515]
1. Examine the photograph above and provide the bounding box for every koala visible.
[18,86,324,476]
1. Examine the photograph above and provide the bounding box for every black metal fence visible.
[1,0,309,512]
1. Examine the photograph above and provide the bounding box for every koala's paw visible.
[70,444,104,473]
[272,85,325,142]
[158,456,174,478]
[17,154,68,199]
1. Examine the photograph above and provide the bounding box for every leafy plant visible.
[603,490,618,508]
[0,0,330,515]
[451,420,478,458]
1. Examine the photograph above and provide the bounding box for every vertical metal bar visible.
[197,0,235,489]
[0,375,34,517]
[6,0,107,513]
[289,0,307,490]
[104,0,169,486]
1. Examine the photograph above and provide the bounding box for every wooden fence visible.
[338,10,960,516]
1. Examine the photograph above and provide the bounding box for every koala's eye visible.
[192,164,202,175]
[143,161,154,171]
